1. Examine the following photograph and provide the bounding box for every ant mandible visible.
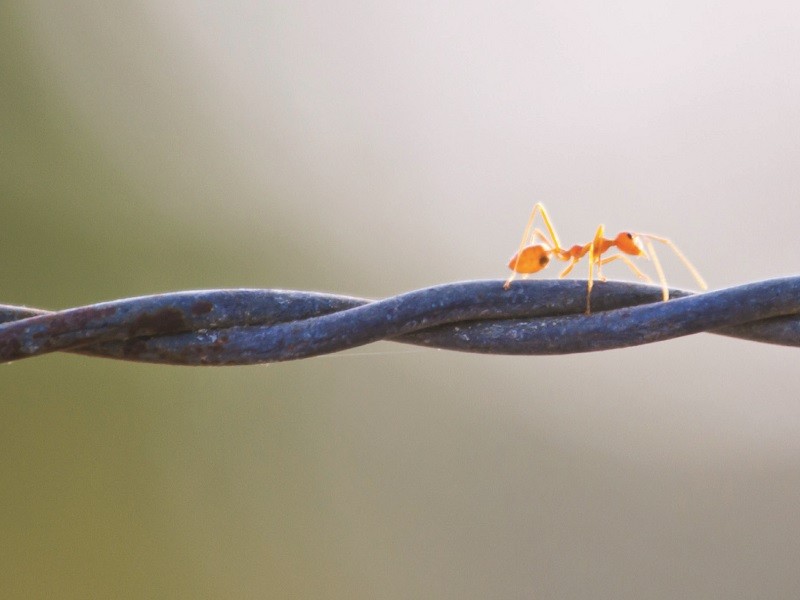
[502,203,707,313]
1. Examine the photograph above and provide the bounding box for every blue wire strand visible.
[0,278,798,365]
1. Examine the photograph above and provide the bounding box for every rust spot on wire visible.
[191,300,213,316]
[127,308,187,337]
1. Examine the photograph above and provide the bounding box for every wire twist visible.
[1,278,799,365]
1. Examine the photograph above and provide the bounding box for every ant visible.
[502,203,707,313]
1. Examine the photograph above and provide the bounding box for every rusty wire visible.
[1,277,799,365]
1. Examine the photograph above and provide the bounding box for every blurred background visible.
[3,1,800,598]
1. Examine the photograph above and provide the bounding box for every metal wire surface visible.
[1,278,799,365]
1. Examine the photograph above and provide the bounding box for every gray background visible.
[3,1,800,598]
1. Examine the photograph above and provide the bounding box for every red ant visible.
[503,203,707,313]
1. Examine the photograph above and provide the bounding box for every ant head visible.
[614,232,647,257]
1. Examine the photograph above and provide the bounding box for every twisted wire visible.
[1,277,799,365]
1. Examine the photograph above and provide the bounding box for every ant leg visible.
[642,238,669,301]
[505,204,562,289]
[640,234,708,290]
[598,254,652,282]
[586,241,594,314]
[586,225,604,314]
[504,271,524,289]
[530,228,552,245]
[503,272,518,290]
[535,204,563,250]
[506,205,544,288]
[559,258,579,278]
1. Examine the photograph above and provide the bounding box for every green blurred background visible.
[3,1,800,598]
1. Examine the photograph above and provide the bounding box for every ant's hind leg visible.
[534,204,563,250]
[530,228,552,245]
[506,203,562,289]
[507,205,547,285]
[503,272,530,290]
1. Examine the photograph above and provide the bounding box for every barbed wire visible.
[1,277,799,365]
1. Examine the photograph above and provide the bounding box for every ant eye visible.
[625,233,633,239]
